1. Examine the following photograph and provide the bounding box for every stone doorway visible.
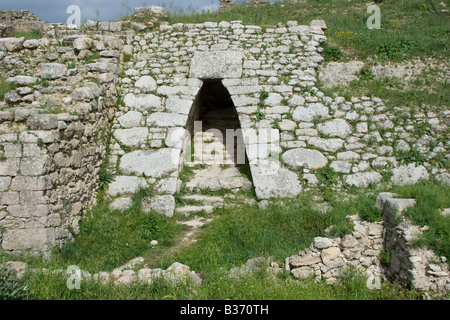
[182,79,252,194]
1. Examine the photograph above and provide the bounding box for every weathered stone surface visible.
[340,235,359,248]
[321,257,345,273]
[6,75,37,86]
[146,112,187,127]
[106,176,147,197]
[123,93,161,111]
[73,37,94,51]
[345,172,382,188]
[0,37,24,52]
[251,163,302,200]
[321,247,341,264]
[27,114,58,130]
[317,119,352,138]
[282,148,327,170]
[391,164,429,186]
[308,137,344,153]
[119,149,180,178]
[313,237,338,249]
[165,97,192,115]
[114,127,148,148]
[4,91,20,104]
[109,197,132,211]
[165,127,186,149]
[23,39,40,49]
[330,160,352,174]
[290,254,321,267]
[117,111,143,128]
[383,198,416,219]
[190,51,244,79]
[40,63,67,79]
[135,75,157,93]
[71,85,100,101]
[146,195,176,217]
[291,266,314,279]
[292,106,314,122]
[2,228,54,251]
[85,60,119,74]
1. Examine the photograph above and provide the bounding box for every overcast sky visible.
[0,0,279,23]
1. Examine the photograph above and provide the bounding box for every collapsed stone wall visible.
[287,193,449,298]
[0,10,45,37]
[378,193,449,297]
[288,215,384,285]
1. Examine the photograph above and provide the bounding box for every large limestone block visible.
[73,36,94,51]
[85,60,119,74]
[317,119,352,138]
[40,63,67,79]
[119,149,180,178]
[291,267,314,279]
[6,75,37,86]
[124,93,162,111]
[114,127,148,147]
[321,247,341,264]
[145,195,176,217]
[106,176,148,197]
[292,103,329,122]
[2,228,54,252]
[250,162,302,200]
[344,172,382,188]
[0,37,25,52]
[165,97,192,115]
[27,114,58,130]
[189,51,244,79]
[135,76,157,93]
[146,112,187,127]
[391,164,429,186]
[282,148,328,170]
[117,111,143,128]
[308,137,344,153]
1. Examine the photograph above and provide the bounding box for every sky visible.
[0,0,279,23]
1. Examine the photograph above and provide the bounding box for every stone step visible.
[181,194,224,206]
[176,205,215,215]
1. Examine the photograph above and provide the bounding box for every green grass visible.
[21,266,420,300]
[163,0,449,62]
[1,186,430,300]
[392,180,450,261]
[320,74,449,109]
[43,191,183,273]
[0,77,16,102]
[156,192,357,274]
[13,29,43,40]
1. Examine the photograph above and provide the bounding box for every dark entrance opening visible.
[186,79,245,165]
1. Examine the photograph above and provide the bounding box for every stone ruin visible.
[0,10,45,37]
[220,0,270,11]
[0,4,448,295]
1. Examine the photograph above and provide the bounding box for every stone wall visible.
[0,34,119,258]
[0,10,448,258]
[378,193,450,298]
[0,10,45,37]
[286,193,450,298]
[287,215,384,285]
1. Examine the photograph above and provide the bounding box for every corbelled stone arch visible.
[179,50,254,192]
[182,50,302,200]
[184,78,246,167]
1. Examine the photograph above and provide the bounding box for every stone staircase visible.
[175,128,254,217]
